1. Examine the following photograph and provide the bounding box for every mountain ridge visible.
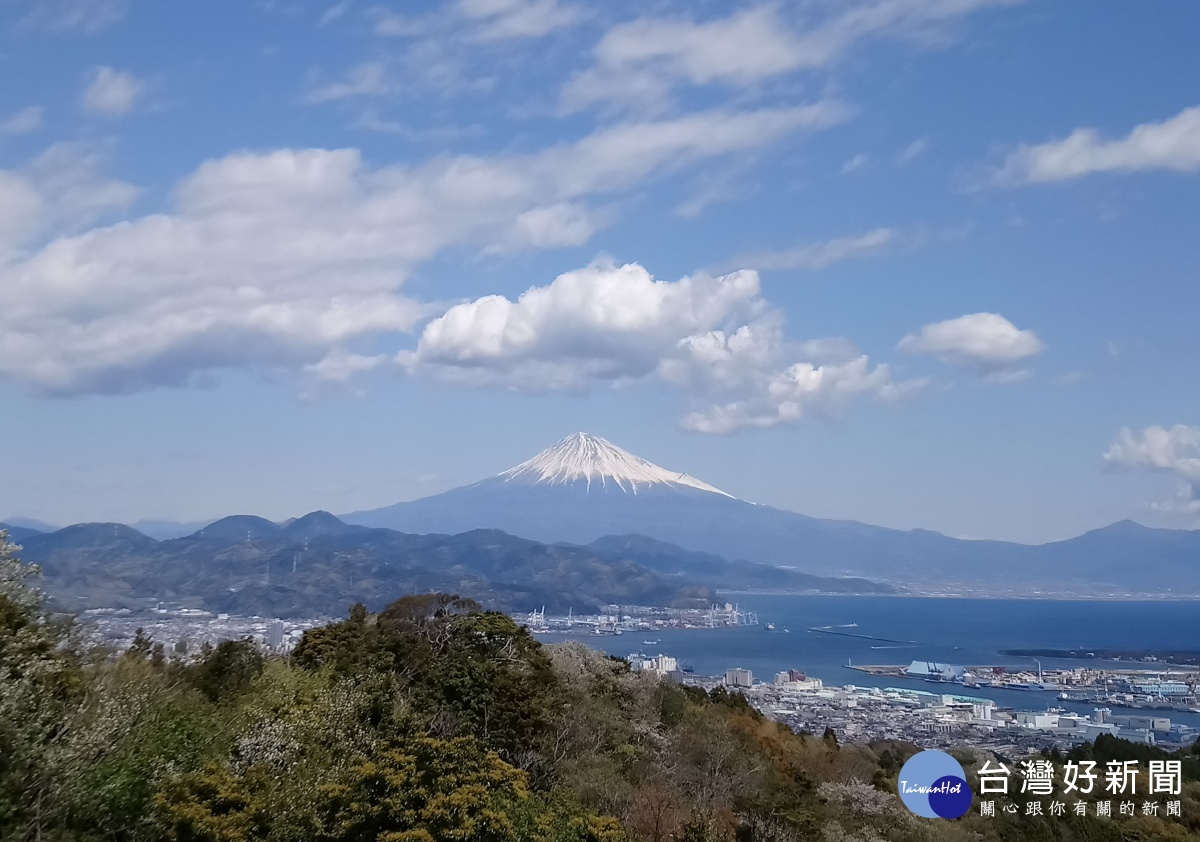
[343,432,1199,591]
[10,511,896,617]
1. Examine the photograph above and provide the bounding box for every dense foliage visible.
[2,532,1198,841]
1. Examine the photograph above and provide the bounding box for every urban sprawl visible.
[83,602,1200,755]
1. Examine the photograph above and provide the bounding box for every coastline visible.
[719,590,1200,601]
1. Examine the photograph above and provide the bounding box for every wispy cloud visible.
[302,61,392,103]
[895,137,929,165]
[995,103,1200,184]
[563,0,1024,112]
[457,0,582,41]
[841,153,870,173]
[731,228,895,272]
[18,0,129,33]
[0,106,43,135]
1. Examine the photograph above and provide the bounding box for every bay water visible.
[539,595,1200,729]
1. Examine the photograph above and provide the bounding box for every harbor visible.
[846,659,1200,713]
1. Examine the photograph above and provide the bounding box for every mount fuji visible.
[344,433,1200,590]
[343,433,986,582]
[345,432,760,551]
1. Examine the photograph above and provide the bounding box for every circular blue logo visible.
[897,750,972,819]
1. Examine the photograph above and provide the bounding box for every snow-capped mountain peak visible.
[497,432,735,497]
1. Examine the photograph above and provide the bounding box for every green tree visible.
[0,531,86,840]
[186,638,265,704]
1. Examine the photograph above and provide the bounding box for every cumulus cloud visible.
[897,312,1043,378]
[681,357,922,434]
[403,262,765,388]
[995,104,1200,184]
[1105,425,1200,481]
[733,228,895,271]
[1105,425,1200,519]
[404,260,919,433]
[0,105,838,395]
[81,67,145,116]
[563,0,1021,111]
[1,106,44,135]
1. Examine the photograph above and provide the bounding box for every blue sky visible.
[2,0,1199,543]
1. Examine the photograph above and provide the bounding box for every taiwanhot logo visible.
[897,750,973,819]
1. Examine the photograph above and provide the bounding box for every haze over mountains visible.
[345,433,1200,592]
[5,433,1199,608]
[2,510,891,618]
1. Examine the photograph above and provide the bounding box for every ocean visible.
[536,595,1200,729]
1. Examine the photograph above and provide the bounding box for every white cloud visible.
[841,153,870,173]
[19,0,129,33]
[898,312,1043,377]
[304,349,387,382]
[1147,482,1200,517]
[302,61,392,102]
[896,137,929,165]
[457,0,581,41]
[672,163,757,219]
[0,143,138,258]
[0,105,837,395]
[564,0,1022,112]
[1105,425,1200,482]
[493,202,608,251]
[352,112,485,142]
[404,260,919,433]
[319,0,353,26]
[402,262,766,390]
[370,10,426,37]
[1,106,44,135]
[734,228,895,271]
[995,104,1200,184]
[681,356,919,434]
[1105,425,1200,520]
[81,67,145,116]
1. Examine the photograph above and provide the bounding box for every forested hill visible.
[2,532,1198,841]
[5,513,892,617]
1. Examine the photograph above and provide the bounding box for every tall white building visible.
[268,619,285,651]
[725,668,753,688]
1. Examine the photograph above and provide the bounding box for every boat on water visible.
[642,639,660,645]
[765,622,777,631]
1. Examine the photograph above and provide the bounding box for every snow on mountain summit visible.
[497,432,735,497]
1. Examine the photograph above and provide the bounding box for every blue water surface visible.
[540,595,1200,728]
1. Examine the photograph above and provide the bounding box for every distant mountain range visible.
[1,510,892,618]
[344,433,1200,593]
[7,432,1198,603]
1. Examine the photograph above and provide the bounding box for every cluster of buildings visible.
[674,663,1200,752]
[853,659,1200,713]
[82,605,319,655]
[522,603,759,634]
